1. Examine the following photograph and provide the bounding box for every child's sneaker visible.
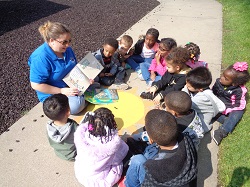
[212,129,227,145]
[140,92,154,100]
[138,73,144,81]
[132,131,149,142]
[146,80,153,87]
[109,82,129,90]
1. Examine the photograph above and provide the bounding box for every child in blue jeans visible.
[212,62,250,145]
[124,109,197,187]
[93,37,119,86]
[126,28,159,77]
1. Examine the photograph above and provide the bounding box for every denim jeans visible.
[68,95,86,115]
[115,66,126,82]
[216,110,244,134]
[99,76,116,86]
[140,61,151,82]
[140,62,162,84]
[125,154,147,187]
[126,55,152,72]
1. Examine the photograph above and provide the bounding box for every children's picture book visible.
[84,88,119,104]
[63,52,103,95]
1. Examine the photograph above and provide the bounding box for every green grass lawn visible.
[217,0,250,186]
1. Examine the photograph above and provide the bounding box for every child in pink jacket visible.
[74,108,129,187]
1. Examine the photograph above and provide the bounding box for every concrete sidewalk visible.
[0,0,222,186]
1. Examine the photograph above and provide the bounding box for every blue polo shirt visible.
[28,42,77,102]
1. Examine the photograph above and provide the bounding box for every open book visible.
[84,88,119,104]
[63,52,103,95]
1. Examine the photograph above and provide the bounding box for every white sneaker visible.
[132,131,149,142]
[109,83,129,90]
[146,80,153,87]
[138,73,144,81]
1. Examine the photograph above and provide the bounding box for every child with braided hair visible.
[185,42,208,69]
[74,107,129,187]
[212,62,250,145]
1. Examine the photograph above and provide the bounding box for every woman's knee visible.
[68,96,86,115]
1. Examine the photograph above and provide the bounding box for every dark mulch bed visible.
[0,0,159,134]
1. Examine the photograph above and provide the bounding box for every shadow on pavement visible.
[197,132,213,186]
[0,0,70,36]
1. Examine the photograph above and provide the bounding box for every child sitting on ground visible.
[124,109,198,187]
[139,38,177,86]
[109,35,133,90]
[164,91,204,150]
[74,107,129,187]
[43,93,77,161]
[140,46,191,105]
[93,37,128,90]
[130,91,204,151]
[126,28,159,77]
[185,42,208,69]
[116,34,134,68]
[182,66,226,133]
[212,62,250,145]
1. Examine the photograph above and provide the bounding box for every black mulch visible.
[0,0,159,134]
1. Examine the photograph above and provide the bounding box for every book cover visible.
[63,52,103,95]
[84,88,119,104]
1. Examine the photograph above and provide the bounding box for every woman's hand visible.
[61,87,80,96]
[89,79,94,84]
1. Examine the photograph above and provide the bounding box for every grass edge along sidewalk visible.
[217,0,250,186]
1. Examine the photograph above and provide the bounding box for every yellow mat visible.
[74,88,154,135]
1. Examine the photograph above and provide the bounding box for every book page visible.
[63,66,90,94]
[77,52,103,80]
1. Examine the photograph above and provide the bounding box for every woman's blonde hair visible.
[38,21,71,42]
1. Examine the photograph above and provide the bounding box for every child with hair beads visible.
[212,62,250,145]
[140,46,191,105]
[74,107,129,187]
[185,42,208,69]
[43,93,77,161]
[182,66,226,133]
[126,28,159,77]
[139,38,177,86]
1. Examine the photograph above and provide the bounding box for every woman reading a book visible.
[28,21,88,114]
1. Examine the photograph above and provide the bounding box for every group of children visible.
[42,27,250,186]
